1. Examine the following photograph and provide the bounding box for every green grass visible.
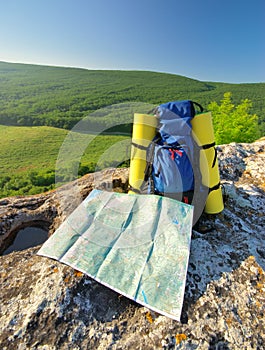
[0,125,68,174]
[0,125,130,198]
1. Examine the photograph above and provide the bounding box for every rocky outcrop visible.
[0,141,265,349]
[0,168,129,254]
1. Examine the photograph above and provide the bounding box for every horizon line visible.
[0,59,264,85]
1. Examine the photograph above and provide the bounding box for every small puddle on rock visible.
[3,227,48,255]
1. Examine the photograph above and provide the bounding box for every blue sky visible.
[0,0,264,83]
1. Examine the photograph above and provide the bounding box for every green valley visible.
[0,61,264,198]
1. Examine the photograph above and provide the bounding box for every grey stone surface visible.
[0,141,264,349]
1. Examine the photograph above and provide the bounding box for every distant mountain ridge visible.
[0,61,264,132]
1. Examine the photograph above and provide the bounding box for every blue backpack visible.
[144,100,205,204]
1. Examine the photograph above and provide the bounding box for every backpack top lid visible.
[156,100,196,144]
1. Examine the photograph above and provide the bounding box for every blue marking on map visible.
[142,290,148,303]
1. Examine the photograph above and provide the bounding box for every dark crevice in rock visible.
[1,221,51,255]
[2,222,49,255]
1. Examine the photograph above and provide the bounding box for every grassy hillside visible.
[0,61,264,133]
[0,125,129,198]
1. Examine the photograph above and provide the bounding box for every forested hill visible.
[0,61,264,132]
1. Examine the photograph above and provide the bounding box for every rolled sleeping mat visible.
[191,112,224,214]
[128,113,157,194]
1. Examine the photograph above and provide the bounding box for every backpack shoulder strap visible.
[191,101,204,114]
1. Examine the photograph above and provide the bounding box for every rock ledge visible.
[0,141,264,349]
